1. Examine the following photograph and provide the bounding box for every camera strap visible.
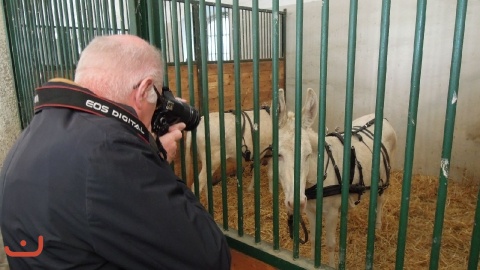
[34,79,168,160]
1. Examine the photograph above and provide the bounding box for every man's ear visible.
[133,78,154,108]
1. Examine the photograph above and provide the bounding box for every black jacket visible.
[0,80,231,269]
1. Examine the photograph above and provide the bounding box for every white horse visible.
[186,107,273,198]
[276,88,397,267]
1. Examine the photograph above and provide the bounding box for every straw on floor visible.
[199,164,479,270]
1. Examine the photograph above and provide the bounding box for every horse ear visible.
[277,88,288,127]
[302,88,318,128]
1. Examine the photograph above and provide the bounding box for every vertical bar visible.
[59,0,74,79]
[32,1,48,83]
[110,0,118,33]
[24,0,41,87]
[10,0,30,125]
[157,0,169,85]
[252,0,262,244]
[339,0,358,269]
[314,0,329,267]
[119,0,126,33]
[75,0,86,51]
[5,1,21,125]
[232,0,244,236]
[127,0,137,35]
[170,0,188,181]
[184,0,200,207]
[102,0,111,34]
[365,0,391,269]
[271,0,280,251]
[43,2,57,80]
[395,0,427,269]
[146,0,154,44]
[468,188,480,269]
[18,1,35,101]
[429,0,468,268]
[68,0,80,65]
[292,0,303,259]
[93,0,102,35]
[215,1,229,230]
[52,0,63,77]
[84,1,93,42]
[198,0,214,214]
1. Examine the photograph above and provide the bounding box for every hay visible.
[199,166,479,270]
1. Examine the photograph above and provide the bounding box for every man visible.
[0,34,231,269]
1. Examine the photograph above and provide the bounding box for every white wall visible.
[0,2,21,171]
[282,0,480,182]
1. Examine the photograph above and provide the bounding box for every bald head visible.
[74,34,163,103]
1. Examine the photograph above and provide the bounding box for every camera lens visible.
[182,104,201,131]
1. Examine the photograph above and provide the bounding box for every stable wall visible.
[167,59,285,113]
[283,0,480,182]
[0,1,21,171]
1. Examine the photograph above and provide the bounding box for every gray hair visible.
[74,35,163,103]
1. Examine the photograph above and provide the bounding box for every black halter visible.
[227,106,272,162]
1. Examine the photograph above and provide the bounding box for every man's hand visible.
[159,122,186,163]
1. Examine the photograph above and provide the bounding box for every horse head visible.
[277,88,318,214]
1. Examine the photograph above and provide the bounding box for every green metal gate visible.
[3,0,479,269]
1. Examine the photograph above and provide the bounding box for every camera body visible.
[151,87,201,136]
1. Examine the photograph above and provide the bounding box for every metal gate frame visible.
[3,0,479,269]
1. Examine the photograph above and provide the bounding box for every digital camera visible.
[151,86,201,136]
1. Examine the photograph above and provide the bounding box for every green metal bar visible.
[339,0,358,269]
[170,0,188,184]
[43,2,57,81]
[215,0,229,230]
[103,0,111,34]
[16,1,35,111]
[119,0,126,33]
[51,0,64,78]
[40,3,56,79]
[146,0,154,44]
[127,0,137,35]
[365,0,391,269]
[183,0,200,201]
[156,0,175,171]
[157,0,169,85]
[252,0,262,244]
[232,0,244,236]
[25,1,39,86]
[93,0,102,34]
[225,231,312,270]
[74,0,86,54]
[292,0,303,259]
[271,0,280,251]
[99,0,107,33]
[58,0,73,79]
[84,0,93,42]
[68,0,80,67]
[32,1,48,83]
[7,0,29,126]
[395,0,427,269]
[23,1,40,87]
[314,0,329,267]
[26,0,39,91]
[468,187,480,269]
[198,0,214,214]
[110,0,118,33]
[63,0,74,78]
[429,0,468,268]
